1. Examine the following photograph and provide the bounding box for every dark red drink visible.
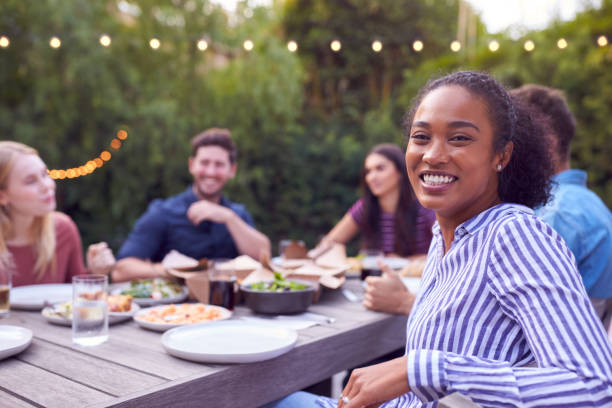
[360,268,382,280]
[209,278,235,310]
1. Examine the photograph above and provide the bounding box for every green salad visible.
[120,278,182,299]
[250,272,310,292]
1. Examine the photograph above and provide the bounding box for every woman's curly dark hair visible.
[403,71,553,209]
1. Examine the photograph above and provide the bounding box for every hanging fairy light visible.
[0,36,9,48]
[243,39,254,51]
[99,34,111,47]
[412,40,423,52]
[488,40,500,52]
[557,38,568,49]
[48,130,128,180]
[450,40,461,52]
[287,40,298,52]
[524,40,535,52]
[49,36,61,48]
[197,39,208,51]
[597,35,608,47]
[371,40,382,52]
[330,40,341,52]
[149,38,161,49]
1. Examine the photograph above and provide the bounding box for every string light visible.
[524,40,535,51]
[557,38,568,49]
[412,40,424,52]
[488,40,500,52]
[197,39,208,51]
[99,34,111,47]
[371,40,382,52]
[0,36,9,48]
[149,38,160,49]
[450,40,461,52]
[287,40,298,52]
[48,130,128,179]
[597,35,608,47]
[330,40,341,52]
[49,36,61,48]
[243,39,254,51]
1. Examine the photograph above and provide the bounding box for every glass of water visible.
[72,274,109,346]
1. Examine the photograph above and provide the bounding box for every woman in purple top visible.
[318,144,435,258]
[314,144,435,315]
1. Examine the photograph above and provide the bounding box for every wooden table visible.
[0,279,407,408]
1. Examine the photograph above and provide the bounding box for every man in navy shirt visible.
[112,128,270,282]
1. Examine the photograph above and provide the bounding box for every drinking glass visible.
[209,260,236,310]
[0,267,10,318]
[360,249,384,280]
[72,274,108,346]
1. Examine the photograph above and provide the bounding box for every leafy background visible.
[1,0,610,255]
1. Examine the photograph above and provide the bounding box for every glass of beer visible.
[72,274,109,346]
[0,267,10,318]
[209,260,236,310]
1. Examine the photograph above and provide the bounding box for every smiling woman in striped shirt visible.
[267,71,612,408]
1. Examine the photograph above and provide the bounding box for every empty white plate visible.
[0,325,33,360]
[10,284,72,310]
[161,320,298,363]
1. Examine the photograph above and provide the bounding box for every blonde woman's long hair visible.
[0,141,56,279]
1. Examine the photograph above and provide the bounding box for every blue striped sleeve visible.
[405,215,612,407]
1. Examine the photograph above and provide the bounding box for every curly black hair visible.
[403,71,553,209]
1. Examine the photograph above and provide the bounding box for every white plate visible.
[10,284,72,310]
[133,304,232,332]
[111,284,189,307]
[41,303,141,326]
[0,325,33,360]
[162,320,298,363]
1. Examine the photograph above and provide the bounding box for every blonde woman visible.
[0,141,114,286]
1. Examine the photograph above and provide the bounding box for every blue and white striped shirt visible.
[320,203,612,407]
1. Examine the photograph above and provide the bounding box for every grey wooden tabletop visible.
[0,279,407,408]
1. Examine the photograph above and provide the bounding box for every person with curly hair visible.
[511,84,612,327]
[264,71,612,407]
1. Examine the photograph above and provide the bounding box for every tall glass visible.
[209,260,236,311]
[72,274,108,346]
[0,266,10,318]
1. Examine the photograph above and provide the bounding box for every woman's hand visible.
[363,260,415,315]
[339,356,410,408]
[87,242,116,275]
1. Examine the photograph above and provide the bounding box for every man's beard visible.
[193,182,223,202]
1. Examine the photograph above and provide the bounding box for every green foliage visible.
[1,0,610,259]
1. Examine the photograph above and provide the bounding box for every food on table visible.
[248,272,310,292]
[120,278,183,300]
[44,295,134,319]
[136,303,225,324]
[107,295,133,312]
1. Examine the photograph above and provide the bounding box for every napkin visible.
[240,312,335,330]
[314,243,348,269]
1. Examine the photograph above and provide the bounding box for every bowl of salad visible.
[240,273,316,314]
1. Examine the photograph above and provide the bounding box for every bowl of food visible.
[240,273,316,314]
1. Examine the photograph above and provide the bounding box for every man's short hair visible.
[510,84,576,160]
[190,128,237,163]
